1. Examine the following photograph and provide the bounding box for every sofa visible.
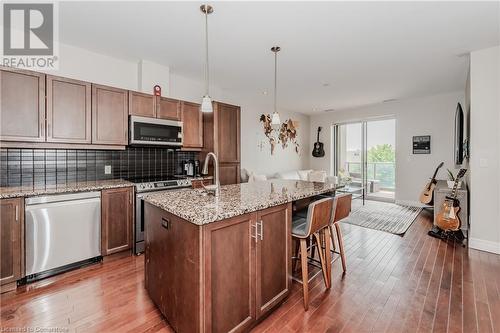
[241,168,336,184]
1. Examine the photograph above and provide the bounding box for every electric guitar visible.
[435,168,467,232]
[419,162,444,205]
[312,127,325,157]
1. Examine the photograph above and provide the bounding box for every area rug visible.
[342,200,422,235]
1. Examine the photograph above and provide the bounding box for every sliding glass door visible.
[333,118,396,202]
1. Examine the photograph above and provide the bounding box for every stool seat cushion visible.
[292,216,308,237]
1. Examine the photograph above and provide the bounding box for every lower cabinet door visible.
[101,187,133,255]
[255,204,292,318]
[203,213,256,333]
[0,198,24,287]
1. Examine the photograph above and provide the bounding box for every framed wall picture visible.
[413,135,431,154]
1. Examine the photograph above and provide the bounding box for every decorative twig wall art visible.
[259,114,300,155]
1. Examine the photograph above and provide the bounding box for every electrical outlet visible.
[104,165,112,175]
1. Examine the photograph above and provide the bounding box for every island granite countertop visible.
[0,179,134,199]
[144,179,336,225]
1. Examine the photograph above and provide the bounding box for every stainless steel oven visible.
[133,178,192,254]
[129,115,183,146]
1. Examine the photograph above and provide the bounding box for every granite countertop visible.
[0,179,134,199]
[144,179,336,225]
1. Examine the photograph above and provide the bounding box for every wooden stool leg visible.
[335,223,346,272]
[313,232,329,289]
[324,227,332,287]
[300,238,309,310]
[293,238,300,272]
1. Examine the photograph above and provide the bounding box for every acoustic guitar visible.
[312,127,325,157]
[435,169,467,232]
[419,162,444,205]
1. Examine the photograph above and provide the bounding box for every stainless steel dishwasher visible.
[25,191,102,281]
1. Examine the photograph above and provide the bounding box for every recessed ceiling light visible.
[262,91,268,95]
[322,83,330,87]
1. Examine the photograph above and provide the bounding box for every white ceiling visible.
[60,1,499,114]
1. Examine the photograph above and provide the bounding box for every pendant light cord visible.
[204,6,209,96]
[274,50,277,113]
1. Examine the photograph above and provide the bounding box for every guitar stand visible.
[428,226,466,247]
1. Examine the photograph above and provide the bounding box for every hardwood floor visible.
[1,209,499,333]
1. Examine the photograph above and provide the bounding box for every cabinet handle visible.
[256,220,263,241]
[161,217,170,230]
[251,223,257,242]
[259,220,263,240]
[47,123,51,137]
[15,205,19,222]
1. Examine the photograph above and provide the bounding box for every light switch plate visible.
[104,165,112,174]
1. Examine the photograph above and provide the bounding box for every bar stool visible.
[329,194,352,273]
[292,197,333,310]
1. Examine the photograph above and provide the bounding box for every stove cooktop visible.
[126,175,192,193]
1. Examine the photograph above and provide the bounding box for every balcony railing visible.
[345,161,395,191]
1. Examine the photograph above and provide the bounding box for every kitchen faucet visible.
[202,152,220,197]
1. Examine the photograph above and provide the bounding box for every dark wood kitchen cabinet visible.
[156,96,181,121]
[0,198,24,292]
[217,102,241,164]
[0,67,45,142]
[101,187,134,255]
[255,205,291,318]
[219,163,240,186]
[92,84,129,145]
[181,101,203,149]
[46,75,91,143]
[201,101,241,184]
[202,213,256,333]
[129,91,156,118]
[145,202,291,333]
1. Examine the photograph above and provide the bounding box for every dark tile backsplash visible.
[0,148,199,187]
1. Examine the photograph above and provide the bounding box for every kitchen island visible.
[143,179,335,333]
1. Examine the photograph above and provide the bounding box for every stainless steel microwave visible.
[129,116,183,146]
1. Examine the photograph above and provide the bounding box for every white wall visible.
[170,72,311,176]
[469,45,500,254]
[43,43,138,89]
[309,91,464,204]
[41,42,310,177]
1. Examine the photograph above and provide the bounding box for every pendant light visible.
[271,46,281,126]
[200,4,213,113]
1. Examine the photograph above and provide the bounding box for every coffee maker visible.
[193,160,200,176]
[183,160,200,177]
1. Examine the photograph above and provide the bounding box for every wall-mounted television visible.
[454,102,464,165]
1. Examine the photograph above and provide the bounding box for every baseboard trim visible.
[468,238,500,254]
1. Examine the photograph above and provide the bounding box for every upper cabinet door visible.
[156,96,181,120]
[129,91,156,118]
[92,84,128,145]
[219,163,240,185]
[46,75,91,143]
[0,68,45,142]
[216,102,240,163]
[181,101,203,149]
